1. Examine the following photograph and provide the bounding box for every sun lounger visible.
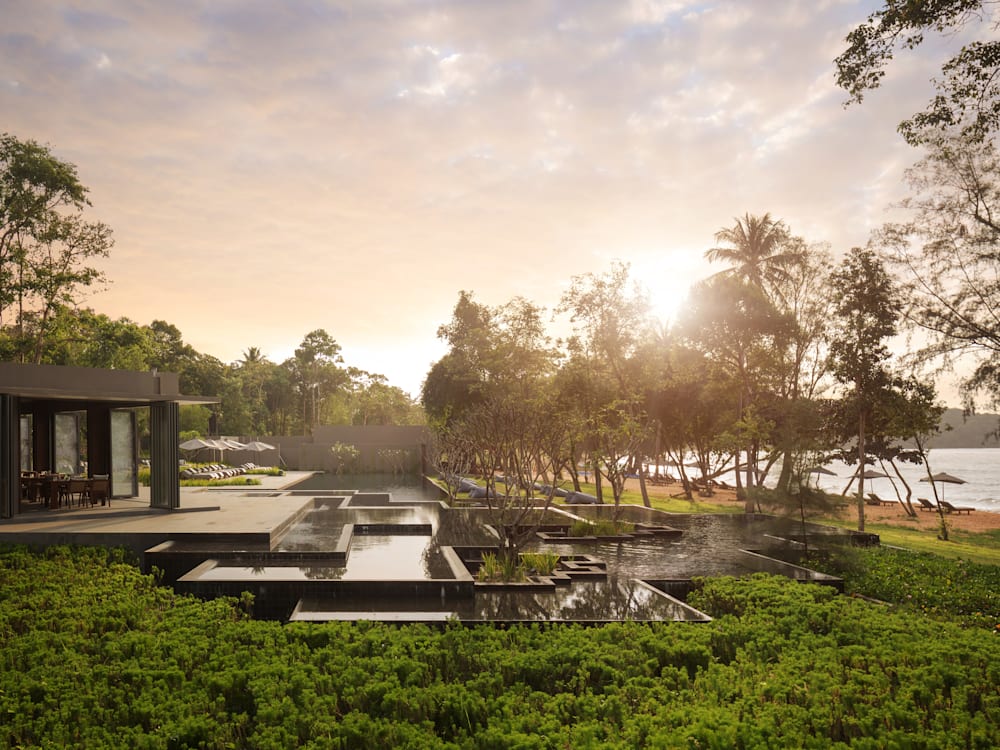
[939,500,974,514]
[867,493,895,507]
[916,497,937,512]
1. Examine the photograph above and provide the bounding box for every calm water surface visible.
[809,448,1000,512]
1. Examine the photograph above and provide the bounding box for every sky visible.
[0,1,976,402]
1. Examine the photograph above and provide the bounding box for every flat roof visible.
[0,362,217,405]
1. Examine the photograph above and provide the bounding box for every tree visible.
[286,329,346,433]
[647,341,737,500]
[0,134,112,354]
[836,1,1000,144]
[148,320,197,373]
[231,346,273,435]
[345,371,424,426]
[765,242,837,498]
[422,291,555,425]
[433,393,569,568]
[827,248,902,532]
[32,307,153,370]
[877,133,1000,408]
[885,375,950,535]
[705,213,805,302]
[704,213,824,504]
[558,261,651,390]
[678,275,795,510]
[557,261,655,504]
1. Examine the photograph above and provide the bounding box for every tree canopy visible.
[877,132,1000,408]
[836,1,1000,144]
[0,133,112,360]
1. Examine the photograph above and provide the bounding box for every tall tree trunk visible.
[638,467,651,508]
[857,410,866,532]
[594,459,604,503]
[735,449,748,510]
[886,458,917,517]
[917,441,949,541]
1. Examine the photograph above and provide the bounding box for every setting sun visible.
[630,252,705,327]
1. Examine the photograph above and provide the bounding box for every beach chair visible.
[939,500,974,514]
[916,497,937,512]
[867,493,894,507]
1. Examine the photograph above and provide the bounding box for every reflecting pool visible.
[171,473,847,623]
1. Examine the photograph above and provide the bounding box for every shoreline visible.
[622,478,1000,534]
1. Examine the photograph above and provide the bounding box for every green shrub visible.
[181,477,262,487]
[813,546,1000,630]
[567,519,635,537]
[247,467,284,476]
[594,519,634,535]
[520,552,560,577]
[476,551,525,582]
[2,547,998,748]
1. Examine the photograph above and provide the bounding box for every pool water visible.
[174,474,846,622]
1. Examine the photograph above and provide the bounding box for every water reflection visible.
[292,579,708,622]
[192,476,845,622]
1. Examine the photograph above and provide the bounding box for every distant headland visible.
[929,409,1000,449]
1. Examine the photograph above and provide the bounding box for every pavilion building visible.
[0,362,215,517]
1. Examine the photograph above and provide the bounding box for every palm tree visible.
[704,212,804,509]
[240,346,265,367]
[705,212,805,298]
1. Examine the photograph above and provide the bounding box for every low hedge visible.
[0,545,997,748]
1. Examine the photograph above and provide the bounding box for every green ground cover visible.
[557,483,745,515]
[813,518,1000,566]
[814,546,1000,631]
[1,545,997,749]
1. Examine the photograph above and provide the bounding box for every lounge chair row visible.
[181,463,260,481]
[916,497,975,514]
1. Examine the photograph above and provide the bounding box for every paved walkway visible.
[0,471,319,552]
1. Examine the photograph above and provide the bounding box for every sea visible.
[649,448,1000,513]
[808,448,1000,514]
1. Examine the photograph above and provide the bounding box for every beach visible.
[622,478,1000,534]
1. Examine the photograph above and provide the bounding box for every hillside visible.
[928,408,1000,448]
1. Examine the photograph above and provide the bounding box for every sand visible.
[622,478,1000,534]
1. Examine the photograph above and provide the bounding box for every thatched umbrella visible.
[919,471,966,501]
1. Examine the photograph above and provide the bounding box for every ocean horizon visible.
[809,448,1000,513]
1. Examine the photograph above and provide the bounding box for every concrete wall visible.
[257,426,429,473]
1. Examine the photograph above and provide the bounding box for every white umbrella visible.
[179,437,226,463]
[242,440,275,452]
[237,440,280,467]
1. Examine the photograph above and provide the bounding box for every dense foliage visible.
[0,133,112,363]
[815,545,1000,631]
[1,545,997,748]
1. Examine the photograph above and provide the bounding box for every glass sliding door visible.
[19,415,32,472]
[54,411,83,475]
[110,409,137,498]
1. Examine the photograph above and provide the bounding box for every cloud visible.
[0,0,966,399]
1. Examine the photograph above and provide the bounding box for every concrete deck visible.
[0,472,319,555]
